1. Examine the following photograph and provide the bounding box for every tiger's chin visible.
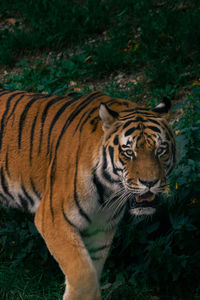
[130,207,156,216]
[129,192,158,216]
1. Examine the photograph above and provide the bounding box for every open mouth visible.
[129,192,158,209]
[135,191,155,203]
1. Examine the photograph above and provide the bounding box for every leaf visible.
[175,133,188,162]
[115,272,126,284]
[146,222,160,234]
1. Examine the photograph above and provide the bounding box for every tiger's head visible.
[99,99,176,216]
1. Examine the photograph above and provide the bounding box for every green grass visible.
[0,262,64,300]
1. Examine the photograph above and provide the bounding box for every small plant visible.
[2,53,89,93]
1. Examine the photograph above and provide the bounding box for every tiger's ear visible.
[99,103,119,131]
[152,97,171,113]
[152,97,171,119]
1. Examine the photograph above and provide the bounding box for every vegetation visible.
[0,0,200,299]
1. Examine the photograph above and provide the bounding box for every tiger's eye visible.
[157,148,163,155]
[125,149,134,156]
[157,146,168,156]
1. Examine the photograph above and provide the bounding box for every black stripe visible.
[125,126,140,136]
[92,170,105,205]
[47,94,101,186]
[143,132,156,140]
[18,195,28,211]
[161,122,174,140]
[30,178,41,199]
[30,113,38,164]
[118,145,126,164]
[90,116,99,132]
[21,185,34,206]
[147,126,161,133]
[0,90,17,97]
[74,147,91,223]
[108,146,119,176]
[49,159,56,220]
[48,145,53,166]
[123,118,161,127]
[18,95,45,149]
[55,92,101,154]
[39,95,82,153]
[6,94,25,124]
[89,245,109,254]
[113,135,119,145]
[73,110,89,134]
[108,146,114,163]
[121,111,156,119]
[165,131,170,141]
[136,134,143,146]
[101,147,120,183]
[102,167,120,184]
[91,256,101,261]
[74,105,100,135]
[146,138,153,146]
[0,92,25,149]
[145,118,161,126]
[102,146,107,169]
[123,120,134,129]
[81,228,106,238]
[123,117,144,127]
[62,202,79,230]
[121,144,130,149]
[121,108,139,113]
[46,97,79,154]
[5,149,10,177]
[38,96,66,153]
[106,99,130,108]
[122,107,152,113]
[0,167,14,200]
[0,192,8,203]
[119,156,125,165]
[137,110,157,115]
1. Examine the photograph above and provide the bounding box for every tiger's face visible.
[99,101,176,216]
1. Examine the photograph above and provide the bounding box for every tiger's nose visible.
[138,178,159,188]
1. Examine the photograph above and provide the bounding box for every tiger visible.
[0,89,176,300]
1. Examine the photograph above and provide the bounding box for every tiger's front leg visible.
[82,228,117,279]
[35,190,101,300]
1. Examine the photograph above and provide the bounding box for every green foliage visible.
[0,207,64,299]
[0,0,200,89]
[0,261,63,300]
[3,56,86,94]
[0,207,49,266]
